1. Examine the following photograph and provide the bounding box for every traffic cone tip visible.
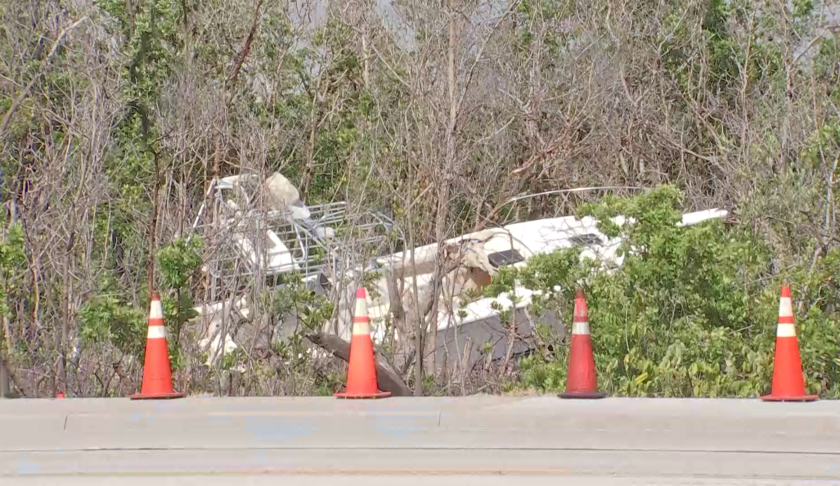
[356,287,367,298]
[573,289,589,324]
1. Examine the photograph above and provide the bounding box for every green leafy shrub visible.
[79,296,147,361]
[0,223,26,318]
[157,235,203,369]
[265,272,334,333]
[158,236,203,292]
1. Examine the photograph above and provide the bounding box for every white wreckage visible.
[188,172,728,372]
[340,208,728,370]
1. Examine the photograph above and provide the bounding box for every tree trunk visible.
[427,0,459,374]
[0,356,10,398]
[147,152,160,297]
[408,204,424,396]
[362,24,370,90]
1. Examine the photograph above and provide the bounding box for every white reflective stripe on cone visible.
[777,323,796,337]
[354,300,367,318]
[353,320,371,336]
[150,300,164,319]
[778,297,793,317]
[147,326,167,339]
[572,322,590,335]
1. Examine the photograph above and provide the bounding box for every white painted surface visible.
[362,208,728,340]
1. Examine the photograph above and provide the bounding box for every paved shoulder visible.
[0,396,838,483]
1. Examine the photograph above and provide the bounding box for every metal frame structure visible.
[191,174,393,301]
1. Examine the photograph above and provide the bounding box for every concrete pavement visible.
[1,396,838,484]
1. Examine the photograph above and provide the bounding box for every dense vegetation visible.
[487,186,840,398]
[1,0,839,397]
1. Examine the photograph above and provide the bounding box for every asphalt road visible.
[1,396,839,485]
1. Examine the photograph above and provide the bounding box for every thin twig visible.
[0,17,89,140]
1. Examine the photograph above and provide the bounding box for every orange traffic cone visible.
[559,287,606,399]
[335,287,390,399]
[131,291,185,400]
[761,285,817,402]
